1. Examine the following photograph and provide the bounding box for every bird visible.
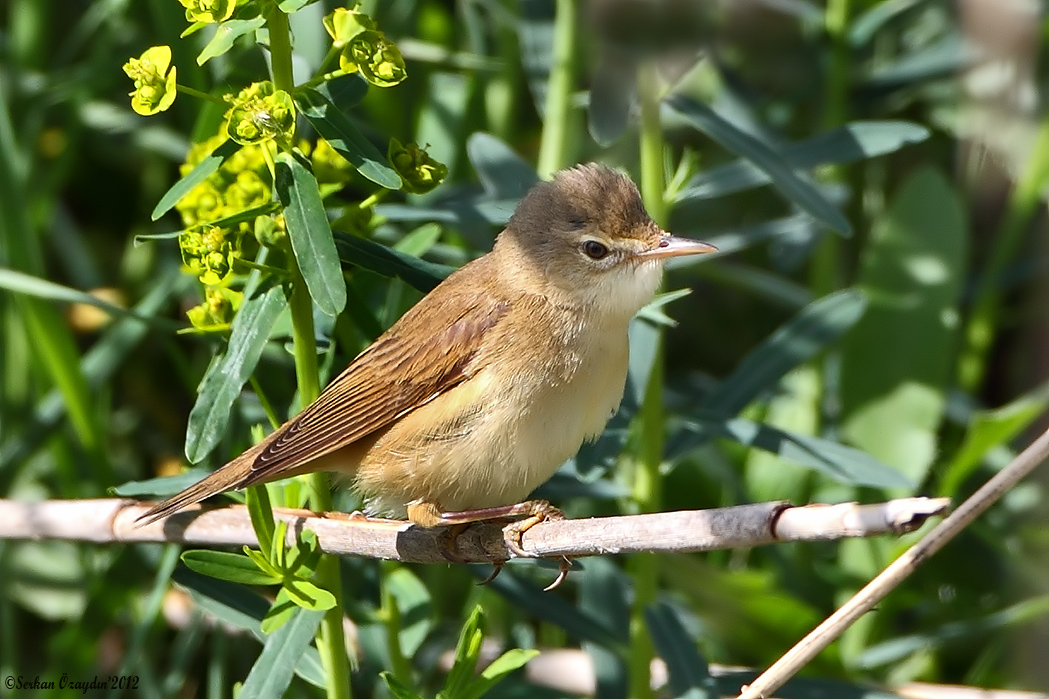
[140,163,716,567]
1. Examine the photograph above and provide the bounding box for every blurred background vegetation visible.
[2,0,1049,697]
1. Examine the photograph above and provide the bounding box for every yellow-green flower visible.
[123,46,177,116]
[255,213,288,249]
[179,0,236,23]
[388,139,447,194]
[340,31,407,88]
[323,6,376,46]
[180,225,239,286]
[225,82,296,146]
[187,286,243,330]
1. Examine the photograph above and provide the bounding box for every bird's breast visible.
[353,313,630,515]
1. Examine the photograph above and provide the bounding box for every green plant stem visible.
[629,59,666,699]
[175,84,226,105]
[811,0,852,298]
[536,0,578,178]
[637,62,666,226]
[959,115,1049,393]
[380,561,413,682]
[269,9,352,699]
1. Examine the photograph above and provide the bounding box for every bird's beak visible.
[638,235,718,260]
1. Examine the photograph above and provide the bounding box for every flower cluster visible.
[122,46,177,116]
[389,139,447,194]
[225,82,296,146]
[324,7,407,88]
[179,0,237,24]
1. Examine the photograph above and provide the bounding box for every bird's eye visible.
[581,240,609,260]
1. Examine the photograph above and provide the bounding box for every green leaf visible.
[588,55,637,146]
[197,17,267,66]
[442,606,486,699]
[394,222,443,257]
[465,132,539,199]
[172,569,325,688]
[181,550,281,586]
[386,568,433,658]
[840,167,967,485]
[261,588,299,634]
[294,88,401,188]
[672,417,912,489]
[110,469,211,497]
[675,121,929,202]
[152,139,240,220]
[243,548,283,580]
[185,280,289,464]
[275,152,348,317]
[315,74,369,112]
[703,289,868,417]
[246,485,276,556]
[283,578,337,611]
[579,558,629,699]
[277,0,311,11]
[239,607,325,699]
[666,94,852,236]
[456,650,539,699]
[0,268,176,328]
[645,603,716,699]
[940,388,1049,497]
[380,672,425,699]
[0,272,184,484]
[333,230,453,293]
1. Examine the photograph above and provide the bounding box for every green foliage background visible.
[2,0,1049,697]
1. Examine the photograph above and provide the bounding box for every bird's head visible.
[498,163,717,320]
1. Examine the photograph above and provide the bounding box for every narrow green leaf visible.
[152,139,240,220]
[442,607,485,699]
[457,650,539,699]
[275,152,347,317]
[294,88,402,188]
[283,578,337,611]
[243,548,283,580]
[380,672,425,699]
[246,486,276,556]
[111,469,211,497]
[666,94,852,236]
[465,132,539,199]
[940,390,1049,497]
[645,603,716,699]
[173,569,326,688]
[386,568,433,658]
[703,289,868,417]
[181,550,281,586]
[676,121,929,202]
[185,281,289,463]
[260,588,298,634]
[840,167,967,485]
[239,607,324,699]
[0,267,177,328]
[314,74,369,112]
[0,271,184,485]
[672,417,912,489]
[277,0,310,10]
[197,17,267,66]
[333,230,453,292]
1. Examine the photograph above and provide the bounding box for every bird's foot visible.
[408,499,571,589]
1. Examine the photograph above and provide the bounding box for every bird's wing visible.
[241,293,511,485]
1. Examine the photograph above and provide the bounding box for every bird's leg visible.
[407,499,570,589]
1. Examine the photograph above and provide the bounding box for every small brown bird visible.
[141,164,715,547]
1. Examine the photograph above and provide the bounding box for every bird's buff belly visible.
[347,364,625,518]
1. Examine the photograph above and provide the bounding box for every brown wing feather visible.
[139,265,510,524]
[244,298,509,481]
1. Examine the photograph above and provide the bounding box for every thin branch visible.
[737,426,1049,699]
[0,497,949,562]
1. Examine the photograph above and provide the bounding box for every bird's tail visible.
[136,448,261,526]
